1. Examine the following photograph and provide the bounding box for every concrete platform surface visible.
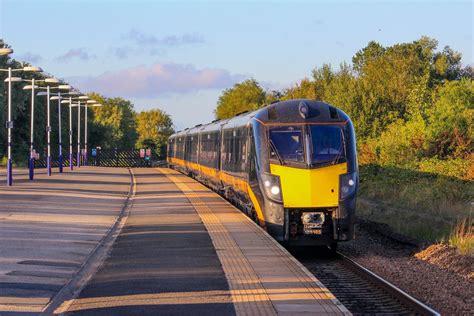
[59,168,349,315]
[0,167,132,314]
[0,167,349,315]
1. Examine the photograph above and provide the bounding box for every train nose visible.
[270,163,347,208]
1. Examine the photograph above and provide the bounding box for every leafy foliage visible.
[88,93,138,149]
[214,79,266,119]
[135,109,174,158]
[214,36,473,180]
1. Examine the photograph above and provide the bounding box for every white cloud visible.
[67,62,246,98]
[56,48,97,62]
[111,29,205,58]
[123,29,205,46]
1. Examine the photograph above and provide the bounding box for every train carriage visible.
[167,99,358,248]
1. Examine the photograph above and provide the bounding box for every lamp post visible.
[50,86,72,173]
[69,97,74,169]
[68,99,102,168]
[76,95,89,167]
[0,47,42,185]
[77,100,82,167]
[84,100,98,165]
[23,79,65,180]
[37,82,70,176]
[60,92,80,171]
[24,80,38,180]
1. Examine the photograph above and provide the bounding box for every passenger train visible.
[167,99,358,248]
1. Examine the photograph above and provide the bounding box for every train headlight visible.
[339,172,358,200]
[270,186,280,195]
[261,173,283,203]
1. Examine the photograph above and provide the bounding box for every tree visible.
[352,41,385,74]
[425,79,473,159]
[214,79,266,119]
[349,38,436,137]
[432,46,463,82]
[135,109,174,158]
[281,78,317,100]
[89,93,137,149]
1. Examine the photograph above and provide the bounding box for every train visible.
[167,99,358,248]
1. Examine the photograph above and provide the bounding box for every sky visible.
[0,0,472,129]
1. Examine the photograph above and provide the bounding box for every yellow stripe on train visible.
[168,157,265,222]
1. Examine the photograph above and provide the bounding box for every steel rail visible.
[336,251,440,316]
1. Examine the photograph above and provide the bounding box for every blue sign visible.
[91,148,97,156]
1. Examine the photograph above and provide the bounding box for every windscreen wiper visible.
[269,140,285,165]
[331,130,346,165]
[331,146,344,165]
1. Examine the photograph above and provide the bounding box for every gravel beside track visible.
[338,220,473,315]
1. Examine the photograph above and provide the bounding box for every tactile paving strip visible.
[160,168,276,316]
[159,168,349,315]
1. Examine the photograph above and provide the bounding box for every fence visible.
[34,148,152,168]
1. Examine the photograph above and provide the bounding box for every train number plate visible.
[304,226,322,235]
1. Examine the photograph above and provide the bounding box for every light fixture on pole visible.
[76,95,89,167]
[36,78,62,176]
[50,85,72,173]
[68,97,101,168]
[23,82,38,180]
[1,56,42,185]
[84,99,98,165]
[0,48,14,56]
[61,91,79,170]
[23,78,64,180]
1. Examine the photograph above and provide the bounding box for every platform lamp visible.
[22,78,65,180]
[84,100,103,165]
[60,91,79,170]
[50,86,72,173]
[0,47,42,185]
[76,95,89,167]
[36,81,69,176]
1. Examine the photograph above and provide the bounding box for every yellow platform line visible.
[158,167,276,316]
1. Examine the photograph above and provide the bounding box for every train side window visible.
[221,129,232,172]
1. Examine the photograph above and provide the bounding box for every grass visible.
[449,217,473,256]
[357,164,473,248]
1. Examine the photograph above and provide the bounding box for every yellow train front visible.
[167,99,358,248]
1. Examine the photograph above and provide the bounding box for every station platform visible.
[0,167,348,315]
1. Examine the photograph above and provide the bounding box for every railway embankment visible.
[338,218,473,314]
[356,164,473,248]
[340,163,473,313]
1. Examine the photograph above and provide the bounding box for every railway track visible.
[293,248,440,315]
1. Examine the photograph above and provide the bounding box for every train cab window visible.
[269,126,304,163]
[309,125,345,165]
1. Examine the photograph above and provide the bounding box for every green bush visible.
[358,164,473,242]
[374,115,427,167]
[418,157,473,180]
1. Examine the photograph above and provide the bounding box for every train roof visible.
[169,99,351,139]
[253,99,350,125]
